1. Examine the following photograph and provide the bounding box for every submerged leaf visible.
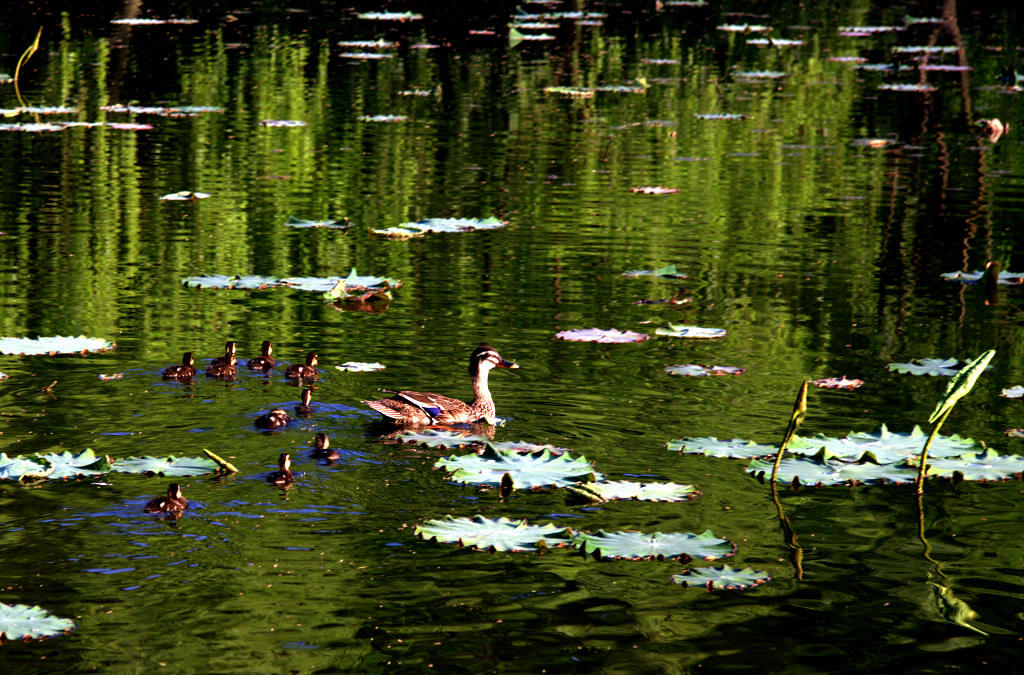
[0,603,75,641]
[0,336,114,356]
[571,529,734,560]
[671,565,771,591]
[414,515,566,551]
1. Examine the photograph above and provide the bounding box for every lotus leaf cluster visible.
[182,268,401,301]
[414,515,567,552]
[671,565,771,591]
[941,270,1024,284]
[0,449,222,482]
[571,529,734,560]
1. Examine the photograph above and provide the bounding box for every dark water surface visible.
[2,1,1024,671]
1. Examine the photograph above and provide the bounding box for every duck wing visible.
[394,390,468,418]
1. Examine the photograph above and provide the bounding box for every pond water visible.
[2,0,1024,670]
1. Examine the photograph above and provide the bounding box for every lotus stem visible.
[13,28,42,109]
[769,380,808,485]
[915,407,952,495]
[203,448,238,474]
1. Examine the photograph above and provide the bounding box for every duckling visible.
[266,452,294,486]
[247,340,276,371]
[144,483,189,514]
[312,432,340,461]
[295,388,314,415]
[255,407,291,429]
[209,341,236,369]
[285,351,319,380]
[163,352,196,380]
[205,353,238,379]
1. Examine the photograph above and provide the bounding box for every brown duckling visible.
[206,353,238,379]
[255,407,291,429]
[144,483,189,514]
[163,352,196,380]
[247,340,276,371]
[313,432,340,461]
[285,351,319,380]
[209,341,236,369]
[266,452,294,486]
[295,388,314,415]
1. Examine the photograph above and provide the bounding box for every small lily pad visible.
[358,114,406,122]
[630,186,680,195]
[1001,386,1024,398]
[671,565,771,591]
[811,376,864,390]
[665,364,744,377]
[0,336,114,356]
[940,270,1024,285]
[622,264,687,279]
[371,217,505,238]
[357,11,422,21]
[554,328,649,343]
[284,216,350,230]
[667,437,778,458]
[0,603,75,641]
[415,515,566,552]
[113,455,219,477]
[36,449,111,480]
[655,324,726,339]
[926,449,1024,481]
[887,358,960,376]
[571,529,734,561]
[436,446,600,489]
[336,362,386,372]
[543,86,595,97]
[567,480,699,503]
[160,191,210,201]
[260,120,307,127]
[695,113,747,120]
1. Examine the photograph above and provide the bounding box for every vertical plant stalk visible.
[915,408,952,494]
[768,380,808,580]
[13,28,43,109]
[769,380,808,485]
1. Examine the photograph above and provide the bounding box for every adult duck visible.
[266,453,294,486]
[144,483,189,514]
[247,340,276,371]
[163,352,195,380]
[285,351,319,380]
[255,407,291,429]
[362,345,518,425]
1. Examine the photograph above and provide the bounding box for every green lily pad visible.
[655,324,726,339]
[887,358,960,376]
[435,446,601,489]
[321,268,402,299]
[671,565,771,590]
[371,217,505,238]
[35,449,111,480]
[0,603,75,641]
[0,336,114,356]
[667,437,778,459]
[926,449,1024,481]
[1001,386,1024,398]
[571,529,734,561]
[622,264,687,279]
[414,515,567,552]
[665,364,744,377]
[113,455,219,477]
[284,216,351,230]
[554,328,649,343]
[566,480,699,503]
[0,453,52,481]
[182,270,401,298]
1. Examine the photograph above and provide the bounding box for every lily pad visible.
[543,86,595,98]
[0,453,52,481]
[940,270,1024,285]
[113,455,219,477]
[695,113,747,120]
[371,217,505,238]
[0,336,114,356]
[571,529,734,561]
[671,565,771,591]
[35,449,111,480]
[887,358,960,376]
[358,114,406,121]
[357,11,422,21]
[879,83,938,93]
[554,328,649,343]
[630,186,680,195]
[414,515,566,552]
[1001,386,1024,398]
[321,268,402,299]
[0,603,75,641]
[622,264,687,279]
[159,191,210,201]
[436,446,601,489]
[665,364,744,377]
[655,324,726,339]
[811,376,864,390]
[746,454,917,486]
[566,480,699,503]
[335,362,386,372]
[789,425,981,462]
[260,120,307,127]
[397,429,484,449]
[284,216,350,230]
[667,437,778,459]
[926,449,1024,481]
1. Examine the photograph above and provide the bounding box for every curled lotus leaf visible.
[655,324,726,339]
[554,328,649,343]
[414,515,566,552]
[35,449,111,480]
[671,565,771,591]
[887,358,960,376]
[335,362,386,372]
[622,264,687,279]
[0,453,52,481]
[665,364,744,377]
[667,437,778,459]
[113,455,219,477]
[435,446,600,489]
[0,603,75,641]
[571,529,734,561]
[925,449,1024,481]
[567,480,699,503]
[928,350,995,423]
[283,216,350,229]
[0,336,114,356]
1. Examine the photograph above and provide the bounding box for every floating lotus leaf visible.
[926,449,1024,481]
[0,336,114,356]
[543,86,594,97]
[182,270,400,298]
[358,114,406,121]
[593,82,647,93]
[113,455,219,477]
[630,186,679,194]
[695,113,747,120]
[839,25,905,34]
[372,217,505,238]
[789,425,980,461]
[667,437,778,458]
[919,65,972,72]
[717,23,770,32]
[35,449,111,480]
[655,324,726,339]
[810,376,864,389]
[746,454,916,486]
[893,45,959,55]
[357,11,422,20]
[554,328,649,343]
[567,480,699,503]
[337,39,397,48]
[671,565,771,591]
[397,429,483,449]
[230,275,283,290]
[320,268,402,299]
[735,71,786,79]
[0,372,7,379]
[747,38,804,46]
[663,0,708,6]
[260,119,306,127]
[102,105,220,116]
[665,364,744,377]
[887,358,960,376]
[571,529,734,560]
[0,453,52,481]
[940,270,1024,285]
[159,191,210,200]
[107,122,152,131]
[414,515,567,552]
[879,83,938,92]
[435,446,600,489]
[746,457,846,486]
[0,603,75,641]
[622,264,687,279]
[335,362,386,372]
[284,216,349,229]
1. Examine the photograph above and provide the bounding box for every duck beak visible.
[498,359,519,369]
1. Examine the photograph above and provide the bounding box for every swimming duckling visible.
[144,483,189,514]
[247,340,275,371]
[163,352,196,380]
[295,388,314,415]
[209,341,236,369]
[266,453,294,486]
[205,353,238,379]
[313,432,340,461]
[285,351,319,380]
[255,407,291,429]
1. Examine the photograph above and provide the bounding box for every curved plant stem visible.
[769,380,807,485]
[13,28,43,109]
[915,407,952,494]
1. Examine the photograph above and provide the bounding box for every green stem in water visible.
[13,28,43,109]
